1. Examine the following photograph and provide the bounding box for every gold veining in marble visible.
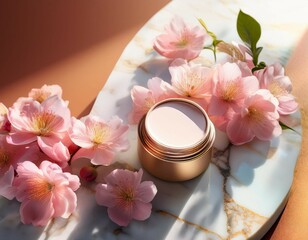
[212,146,268,239]
[157,210,225,240]
[224,193,267,239]
[133,35,154,55]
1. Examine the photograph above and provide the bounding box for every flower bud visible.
[80,166,97,182]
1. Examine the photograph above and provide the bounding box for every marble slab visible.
[0,0,306,239]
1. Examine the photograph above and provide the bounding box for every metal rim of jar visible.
[138,98,215,162]
[139,117,215,160]
[144,98,211,153]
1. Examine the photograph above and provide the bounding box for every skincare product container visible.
[137,98,215,181]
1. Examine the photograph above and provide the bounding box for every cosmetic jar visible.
[137,98,215,181]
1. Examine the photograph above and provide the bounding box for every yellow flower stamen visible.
[91,124,111,145]
[268,82,287,97]
[176,38,188,47]
[184,72,203,97]
[0,149,10,169]
[175,30,190,48]
[247,107,262,121]
[115,186,135,210]
[120,188,134,201]
[31,90,50,103]
[26,178,54,200]
[222,82,238,102]
[32,112,56,136]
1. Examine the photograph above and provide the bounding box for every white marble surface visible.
[0,0,306,239]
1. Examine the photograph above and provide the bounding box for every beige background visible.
[0,1,307,239]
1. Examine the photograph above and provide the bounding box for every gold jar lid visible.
[138,98,215,181]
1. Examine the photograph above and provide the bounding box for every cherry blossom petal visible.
[227,115,254,145]
[208,62,259,120]
[8,100,40,131]
[69,117,93,148]
[132,201,152,221]
[20,198,54,226]
[14,160,80,226]
[37,136,70,162]
[226,89,281,145]
[208,96,229,116]
[95,184,116,208]
[255,63,298,115]
[108,206,133,227]
[95,169,157,226]
[169,59,213,98]
[106,116,130,143]
[91,148,115,166]
[153,16,208,60]
[70,115,128,165]
[129,77,175,124]
[277,95,298,115]
[6,132,37,145]
[52,188,77,218]
[28,84,63,103]
[148,77,175,99]
[72,147,115,166]
[63,173,80,191]
[0,166,15,200]
[136,181,158,202]
[40,95,71,129]
[252,116,281,141]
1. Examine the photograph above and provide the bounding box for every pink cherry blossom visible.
[129,77,176,124]
[95,168,157,226]
[226,89,281,145]
[255,63,298,115]
[0,166,15,200]
[208,62,259,118]
[209,108,234,132]
[153,16,208,60]
[216,41,254,77]
[69,115,129,166]
[7,95,71,163]
[0,135,28,176]
[169,58,213,106]
[236,43,254,70]
[28,84,63,103]
[0,103,11,133]
[216,41,246,62]
[13,160,80,226]
[14,85,66,110]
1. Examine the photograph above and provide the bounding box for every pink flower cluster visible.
[153,16,209,60]
[96,169,157,226]
[0,84,156,227]
[131,17,298,145]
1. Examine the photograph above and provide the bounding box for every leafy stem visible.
[236,10,266,72]
[198,18,222,62]
[279,121,297,133]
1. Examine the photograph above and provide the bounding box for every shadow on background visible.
[0,0,170,116]
[0,0,168,86]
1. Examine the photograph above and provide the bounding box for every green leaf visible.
[279,121,296,132]
[237,10,262,66]
[237,10,261,48]
[255,47,263,58]
[252,61,266,72]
